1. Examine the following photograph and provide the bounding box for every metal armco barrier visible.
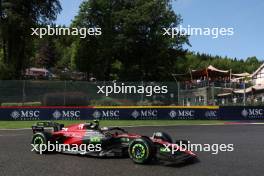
[0,106,263,121]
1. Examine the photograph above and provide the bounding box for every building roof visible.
[232,72,251,77]
[233,87,253,94]
[251,63,264,78]
[27,67,50,73]
[233,84,264,94]
[207,65,229,73]
[191,65,230,79]
[217,92,232,97]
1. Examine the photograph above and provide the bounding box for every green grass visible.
[1,102,42,106]
[0,120,226,129]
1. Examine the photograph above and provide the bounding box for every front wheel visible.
[128,137,155,164]
[31,132,51,154]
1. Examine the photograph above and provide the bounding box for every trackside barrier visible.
[219,106,264,120]
[0,106,264,121]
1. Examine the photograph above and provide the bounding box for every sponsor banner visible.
[1,107,90,121]
[90,108,218,120]
[1,106,264,121]
[0,106,218,121]
[220,106,264,120]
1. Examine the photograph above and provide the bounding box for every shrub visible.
[0,63,14,79]
[136,100,153,106]
[90,97,122,106]
[136,100,165,106]
[1,102,41,106]
[90,97,135,106]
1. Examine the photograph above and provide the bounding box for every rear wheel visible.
[128,137,155,164]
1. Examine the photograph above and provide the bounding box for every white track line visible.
[1,122,264,130]
[0,128,31,131]
[116,123,225,128]
[0,134,26,137]
[0,123,224,130]
[116,122,264,128]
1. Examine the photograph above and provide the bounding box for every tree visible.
[35,39,57,68]
[179,52,262,75]
[0,0,61,78]
[246,56,259,65]
[72,0,188,81]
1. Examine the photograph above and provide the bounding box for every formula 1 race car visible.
[31,120,197,164]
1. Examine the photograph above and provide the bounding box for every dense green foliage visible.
[0,0,61,79]
[175,53,262,74]
[0,0,262,80]
[70,0,188,81]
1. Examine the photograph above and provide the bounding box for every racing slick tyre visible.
[128,137,155,164]
[31,132,52,154]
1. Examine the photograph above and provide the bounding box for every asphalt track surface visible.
[0,125,264,176]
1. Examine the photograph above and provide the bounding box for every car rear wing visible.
[32,121,64,133]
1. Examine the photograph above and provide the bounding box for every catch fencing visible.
[0,80,262,106]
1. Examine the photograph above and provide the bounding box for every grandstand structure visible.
[175,65,264,106]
